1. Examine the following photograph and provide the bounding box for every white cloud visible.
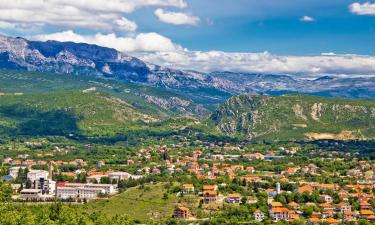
[134,50,375,76]
[350,2,375,15]
[154,8,200,25]
[115,17,138,32]
[300,16,315,22]
[32,30,182,52]
[0,0,187,32]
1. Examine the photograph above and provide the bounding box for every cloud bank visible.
[0,0,187,31]
[135,51,375,76]
[32,30,375,77]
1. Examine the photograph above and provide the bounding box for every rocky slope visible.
[210,94,375,140]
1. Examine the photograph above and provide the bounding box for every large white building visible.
[56,183,117,199]
[108,172,142,182]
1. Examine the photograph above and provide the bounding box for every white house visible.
[9,166,25,179]
[254,210,265,222]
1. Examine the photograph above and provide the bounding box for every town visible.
[1,138,374,224]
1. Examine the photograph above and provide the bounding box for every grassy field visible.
[86,183,178,223]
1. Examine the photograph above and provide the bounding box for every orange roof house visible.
[298,185,314,193]
[270,202,283,208]
[203,185,217,191]
[174,206,191,218]
[325,217,338,224]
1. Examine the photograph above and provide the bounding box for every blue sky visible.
[132,0,375,54]
[1,0,375,75]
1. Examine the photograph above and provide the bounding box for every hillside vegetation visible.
[0,69,208,117]
[0,90,160,137]
[210,94,375,140]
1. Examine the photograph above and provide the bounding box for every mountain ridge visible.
[2,34,375,110]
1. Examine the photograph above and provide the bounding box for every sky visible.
[1,0,375,76]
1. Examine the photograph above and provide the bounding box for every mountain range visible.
[1,34,375,141]
[1,34,375,111]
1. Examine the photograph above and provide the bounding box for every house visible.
[1,175,14,181]
[202,185,218,192]
[321,195,333,203]
[336,202,351,212]
[182,184,194,194]
[288,210,299,220]
[254,210,265,222]
[319,203,334,211]
[174,206,191,219]
[338,190,349,201]
[311,211,322,218]
[203,191,218,204]
[308,218,321,225]
[9,166,25,179]
[360,210,374,219]
[359,201,372,210]
[246,166,255,173]
[97,161,105,168]
[152,168,161,175]
[297,185,313,193]
[242,153,264,160]
[269,207,290,221]
[287,202,300,210]
[283,167,299,175]
[3,157,12,164]
[325,217,339,224]
[322,210,334,219]
[343,211,354,221]
[226,193,241,204]
[270,201,283,208]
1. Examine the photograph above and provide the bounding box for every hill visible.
[0,69,208,117]
[0,90,160,137]
[210,94,375,140]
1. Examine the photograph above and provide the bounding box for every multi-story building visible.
[34,178,56,195]
[203,191,218,204]
[174,206,191,218]
[56,183,117,199]
[269,207,290,221]
[27,170,55,195]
